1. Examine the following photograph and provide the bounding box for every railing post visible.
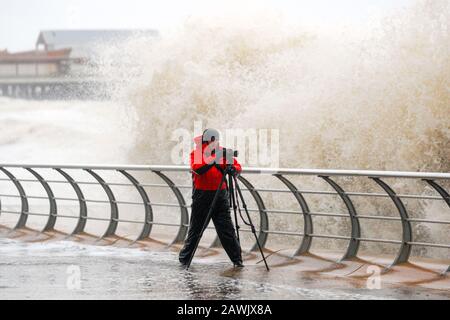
[152,171,189,245]
[25,168,57,232]
[423,179,450,274]
[275,174,313,256]
[85,169,119,238]
[54,168,87,235]
[119,170,153,241]
[320,176,361,261]
[0,168,28,229]
[424,180,450,209]
[371,177,412,266]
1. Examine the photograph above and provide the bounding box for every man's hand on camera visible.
[204,147,222,165]
[229,166,239,177]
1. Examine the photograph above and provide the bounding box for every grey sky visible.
[0,0,415,52]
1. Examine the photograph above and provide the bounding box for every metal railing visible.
[0,164,448,273]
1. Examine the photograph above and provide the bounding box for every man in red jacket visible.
[179,128,244,267]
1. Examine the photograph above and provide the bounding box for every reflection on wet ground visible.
[0,239,448,300]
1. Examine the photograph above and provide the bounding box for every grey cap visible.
[202,128,220,143]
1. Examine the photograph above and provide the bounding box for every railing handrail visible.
[0,163,449,180]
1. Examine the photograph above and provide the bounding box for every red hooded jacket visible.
[190,135,242,191]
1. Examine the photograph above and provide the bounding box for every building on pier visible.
[0,48,72,77]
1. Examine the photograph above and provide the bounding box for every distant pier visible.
[0,29,158,100]
[0,76,110,100]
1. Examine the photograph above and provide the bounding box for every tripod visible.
[185,164,270,271]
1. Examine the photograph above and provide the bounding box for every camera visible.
[211,147,238,164]
[222,148,239,165]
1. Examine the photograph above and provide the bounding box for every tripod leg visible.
[185,171,229,270]
[233,175,270,271]
[228,174,240,243]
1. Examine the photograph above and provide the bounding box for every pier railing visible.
[0,164,448,273]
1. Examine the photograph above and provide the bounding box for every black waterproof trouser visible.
[179,189,243,265]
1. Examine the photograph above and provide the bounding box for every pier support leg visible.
[31,85,36,99]
[27,85,32,99]
[36,86,42,100]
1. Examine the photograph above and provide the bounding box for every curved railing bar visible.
[370,177,412,266]
[25,168,57,232]
[424,180,450,209]
[118,170,153,241]
[54,168,87,235]
[274,174,313,256]
[423,179,450,274]
[0,167,28,229]
[152,170,189,245]
[320,176,361,261]
[84,169,118,238]
[237,175,269,251]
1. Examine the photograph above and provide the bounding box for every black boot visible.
[179,258,189,266]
